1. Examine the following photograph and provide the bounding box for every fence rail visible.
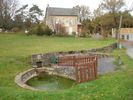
[58,55,98,83]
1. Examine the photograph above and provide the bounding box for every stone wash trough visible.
[15,43,117,90]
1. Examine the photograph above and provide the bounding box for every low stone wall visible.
[31,43,117,67]
[15,67,76,90]
[15,69,38,90]
[52,65,75,80]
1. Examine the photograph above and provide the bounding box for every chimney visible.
[47,4,49,8]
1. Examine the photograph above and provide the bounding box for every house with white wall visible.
[112,28,133,41]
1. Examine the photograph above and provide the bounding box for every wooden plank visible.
[84,65,87,82]
[91,62,95,80]
[75,66,79,83]
[79,66,82,83]
[87,63,90,81]
[90,62,93,80]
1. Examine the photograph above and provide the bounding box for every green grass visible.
[0,33,133,100]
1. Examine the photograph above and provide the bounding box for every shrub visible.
[11,27,20,32]
[72,32,76,36]
[29,24,52,36]
[44,26,53,36]
[79,29,92,37]
[36,24,45,36]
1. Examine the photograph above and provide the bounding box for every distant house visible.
[112,28,133,41]
[45,5,81,35]
[0,28,2,32]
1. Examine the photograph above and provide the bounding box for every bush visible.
[29,24,52,36]
[72,32,76,36]
[36,24,45,36]
[11,27,20,32]
[44,26,53,36]
[79,29,92,37]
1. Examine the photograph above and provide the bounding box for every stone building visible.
[45,5,81,35]
[112,28,133,41]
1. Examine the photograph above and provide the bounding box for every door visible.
[68,27,73,35]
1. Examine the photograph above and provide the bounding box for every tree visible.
[92,5,104,36]
[81,19,94,36]
[101,0,125,13]
[73,5,91,21]
[121,11,133,28]
[0,0,18,30]
[29,5,43,24]
[15,4,28,21]
[101,0,125,26]
[13,4,43,30]
[14,4,28,29]
[99,0,125,38]
[93,4,104,18]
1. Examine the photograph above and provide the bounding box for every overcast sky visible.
[20,0,133,14]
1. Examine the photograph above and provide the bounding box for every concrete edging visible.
[15,68,39,90]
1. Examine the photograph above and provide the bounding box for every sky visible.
[20,0,133,15]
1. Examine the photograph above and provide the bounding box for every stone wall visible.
[52,65,75,80]
[15,67,75,90]
[15,69,38,90]
[31,43,117,67]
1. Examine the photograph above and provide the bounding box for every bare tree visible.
[101,0,125,13]
[0,0,18,29]
[73,5,91,21]
[93,4,104,18]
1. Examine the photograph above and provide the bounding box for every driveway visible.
[121,41,133,59]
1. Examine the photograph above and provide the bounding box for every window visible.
[122,35,124,39]
[69,20,73,26]
[127,35,129,40]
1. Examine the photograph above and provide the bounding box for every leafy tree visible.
[14,4,28,29]
[101,0,125,28]
[13,4,43,31]
[121,11,133,28]
[81,19,94,35]
[29,5,43,24]
[99,0,125,38]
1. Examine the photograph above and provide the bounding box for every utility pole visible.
[118,15,122,49]
[117,14,122,65]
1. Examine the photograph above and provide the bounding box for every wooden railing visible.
[58,55,98,83]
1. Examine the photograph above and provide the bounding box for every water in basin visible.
[26,74,76,91]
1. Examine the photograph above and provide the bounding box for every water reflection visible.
[26,74,76,91]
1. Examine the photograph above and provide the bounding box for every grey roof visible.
[47,7,78,16]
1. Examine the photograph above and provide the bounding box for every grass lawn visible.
[0,33,133,100]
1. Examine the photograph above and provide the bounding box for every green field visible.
[0,33,133,100]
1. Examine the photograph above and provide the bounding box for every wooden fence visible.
[58,55,98,83]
